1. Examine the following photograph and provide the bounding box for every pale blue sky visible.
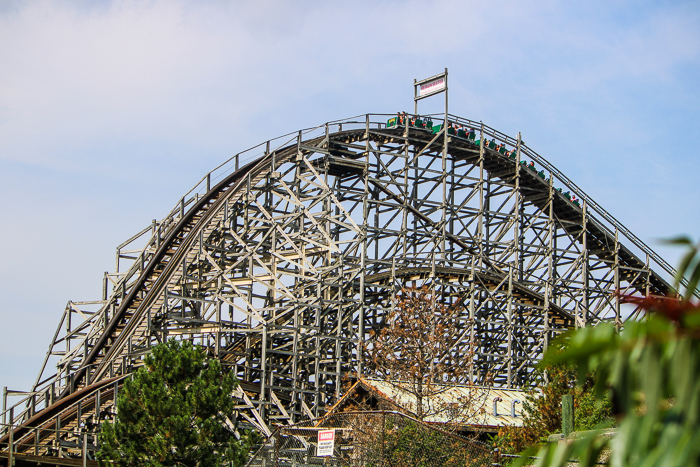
[1,0,699,393]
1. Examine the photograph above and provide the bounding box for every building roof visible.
[327,378,529,430]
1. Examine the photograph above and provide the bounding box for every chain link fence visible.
[246,411,492,467]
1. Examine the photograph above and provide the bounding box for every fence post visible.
[492,447,500,467]
[2,387,6,436]
[562,394,574,437]
[82,428,87,467]
[381,412,386,466]
[56,413,62,457]
[8,407,13,467]
[275,429,280,467]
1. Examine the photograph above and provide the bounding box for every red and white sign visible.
[419,77,446,97]
[317,429,335,456]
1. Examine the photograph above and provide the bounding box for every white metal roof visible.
[356,378,529,428]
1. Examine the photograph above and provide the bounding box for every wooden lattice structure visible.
[0,113,677,464]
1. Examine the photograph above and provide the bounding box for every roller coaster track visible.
[0,113,677,463]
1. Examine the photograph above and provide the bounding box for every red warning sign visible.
[317,429,335,456]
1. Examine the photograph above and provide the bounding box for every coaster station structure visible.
[0,112,677,463]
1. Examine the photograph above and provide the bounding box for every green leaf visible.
[660,236,693,246]
[675,246,698,292]
[684,259,700,300]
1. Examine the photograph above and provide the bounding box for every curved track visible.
[1,113,675,462]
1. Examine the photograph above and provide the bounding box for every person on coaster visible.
[396,112,403,125]
[528,161,535,170]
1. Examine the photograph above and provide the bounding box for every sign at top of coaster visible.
[415,71,448,102]
[418,76,446,98]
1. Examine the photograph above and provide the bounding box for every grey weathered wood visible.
[6,112,677,459]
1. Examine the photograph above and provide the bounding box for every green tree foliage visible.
[97,340,258,467]
[493,366,613,454]
[512,239,700,467]
[363,417,489,467]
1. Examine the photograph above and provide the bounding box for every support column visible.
[7,407,13,467]
[544,174,555,358]
[614,228,621,328]
[581,202,589,328]
[506,267,514,388]
[358,116,371,377]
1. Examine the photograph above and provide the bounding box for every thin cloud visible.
[0,0,699,393]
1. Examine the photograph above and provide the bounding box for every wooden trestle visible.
[0,113,675,463]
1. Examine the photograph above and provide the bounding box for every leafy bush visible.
[512,239,700,467]
[365,417,489,467]
[493,366,613,455]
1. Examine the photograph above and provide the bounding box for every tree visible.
[369,417,487,467]
[343,412,491,467]
[493,365,613,455]
[97,340,258,467]
[368,286,478,421]
[512,238,700,467]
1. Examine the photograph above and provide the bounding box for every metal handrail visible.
[1,374,128,445]
[443,113,679,286]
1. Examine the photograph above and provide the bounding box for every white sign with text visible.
[317,429,335,456]
[418,76,446,97]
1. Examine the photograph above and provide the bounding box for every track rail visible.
[448,114,679,287]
